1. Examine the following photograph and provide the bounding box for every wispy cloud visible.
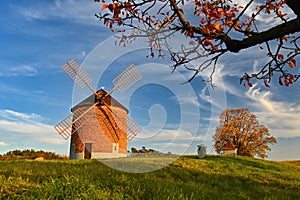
[0,65,38,77]
[13,0,100,26]
[245,85,300,138]
[0,109,67,145]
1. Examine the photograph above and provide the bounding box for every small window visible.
[113,143,118,153]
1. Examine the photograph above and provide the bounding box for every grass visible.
[0,155,299,199]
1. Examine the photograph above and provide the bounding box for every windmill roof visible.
[71,89,129,113]
[223,142,236,150]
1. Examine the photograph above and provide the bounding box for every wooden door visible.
[84,143,92,159]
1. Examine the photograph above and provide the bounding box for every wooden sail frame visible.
[54,59,142,141]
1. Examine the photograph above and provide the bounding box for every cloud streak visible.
[245,85,300,138]
[0,109,67,146]
[0,65,38,77]
[13,0,100,26]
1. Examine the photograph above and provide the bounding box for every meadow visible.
[0,155,299,199]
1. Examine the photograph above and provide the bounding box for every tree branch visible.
[286,0,300,16]
[222,18,300,53]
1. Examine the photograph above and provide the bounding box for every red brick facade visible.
[69,89,128,159]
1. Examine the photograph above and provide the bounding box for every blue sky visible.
[0,0,299,161]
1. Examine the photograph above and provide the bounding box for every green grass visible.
[0,155,299,199]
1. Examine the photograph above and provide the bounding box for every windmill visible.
[54,59,142,159]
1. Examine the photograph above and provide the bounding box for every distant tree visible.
[0,149,67,160]
[95,0,299,87]
[213,108,277,158]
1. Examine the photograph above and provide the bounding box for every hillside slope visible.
[0,155,299,199]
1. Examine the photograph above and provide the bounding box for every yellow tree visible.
[213,108,276,158]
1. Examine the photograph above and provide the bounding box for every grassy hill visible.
[0,155,299,199]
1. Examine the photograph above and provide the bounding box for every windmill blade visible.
[102,101,142,141]
[111,64,142,93]
[54,102,98,140]
[126,115,142,141]
[61,59,96,95]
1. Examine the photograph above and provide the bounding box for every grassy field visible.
[0,155,299,199]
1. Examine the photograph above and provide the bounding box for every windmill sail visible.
[54,59,142,141]
[54,102,98,140]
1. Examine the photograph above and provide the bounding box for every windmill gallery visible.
[54,59,142,159]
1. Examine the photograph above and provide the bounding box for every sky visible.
[0,0,299,161]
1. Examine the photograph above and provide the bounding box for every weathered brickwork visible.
[69,89,128,159]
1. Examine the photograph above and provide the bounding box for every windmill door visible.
[84,143,92,159]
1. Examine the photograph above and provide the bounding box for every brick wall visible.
[70,96,128,158]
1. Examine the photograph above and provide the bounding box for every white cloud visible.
[245,85,300,138]
[0,142,8,147]
[0,65,38,77]
[0,109,67,145]
[14,0,100,26]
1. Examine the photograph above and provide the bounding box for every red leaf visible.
[204,39,214,47]
[201,26,210,35]
[277,54,284,61]
[230,8,239,13]
[264,80,270,88]
[200,18,206,24]
[108,3,116,12]
[247,81,253,87]
[197,38,202,44]
[284,78,290,87]
[282,36,288,42]
[279,76,283,85]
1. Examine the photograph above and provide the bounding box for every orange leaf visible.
[277,54,284,61]
[226,20,234,25]
[284,78,290,87]
[289,74,295,84]
[101,4,108,10]
[214,23,222,32]
[289,58,296,68]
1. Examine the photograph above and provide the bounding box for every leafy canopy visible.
[95,0,299,87]
[213,108,277,158]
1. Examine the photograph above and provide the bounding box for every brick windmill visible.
[54,59,142,159]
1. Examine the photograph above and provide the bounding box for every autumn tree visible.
[95,0,299,87]
[213,108,276,158]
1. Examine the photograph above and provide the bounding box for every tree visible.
[95,0,299,87]
[213,108,276,158]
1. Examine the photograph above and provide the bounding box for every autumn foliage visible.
[213,108,276,158]
[95,0,299,87]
